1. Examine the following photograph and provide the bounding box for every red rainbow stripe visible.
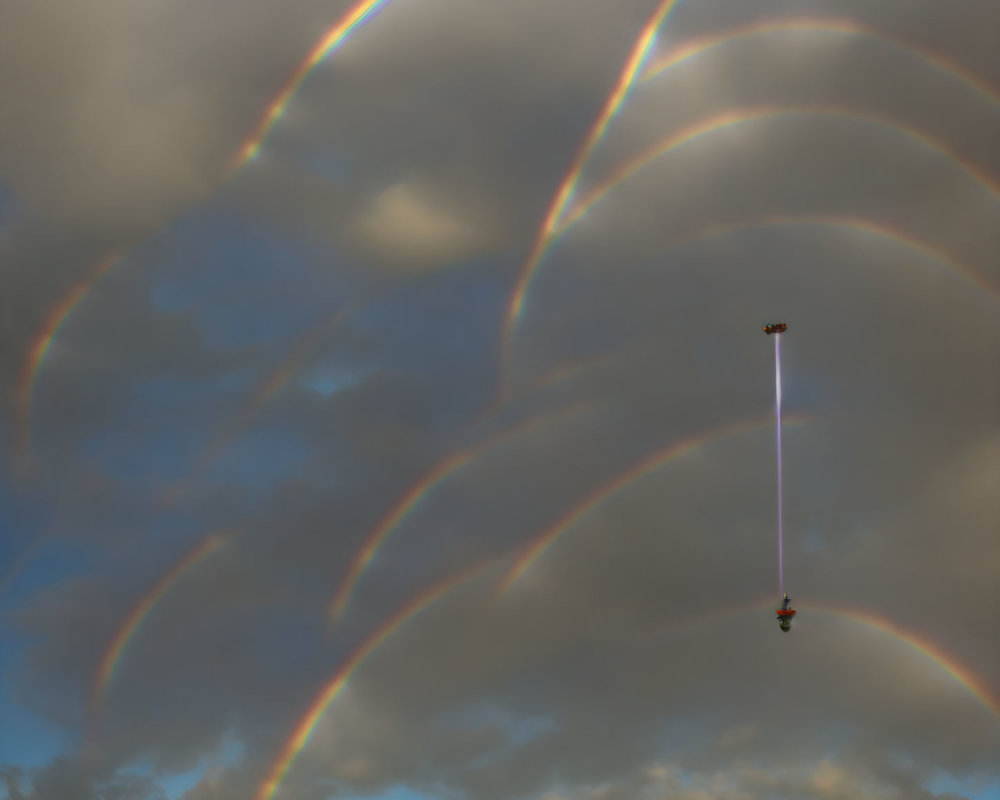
[642,17,1000,108]
[499,0,683,399]
[255,559,498,800]
[91,533,231,712]
[14,251,126,457]
[501,415,811,592]
[328,403,591,623]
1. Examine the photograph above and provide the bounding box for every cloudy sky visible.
[2,0,999,798]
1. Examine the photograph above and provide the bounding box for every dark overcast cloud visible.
[1,1,998,799]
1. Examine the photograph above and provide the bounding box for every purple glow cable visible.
[775,334,783,594]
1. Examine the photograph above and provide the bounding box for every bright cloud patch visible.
[349,182,492,269]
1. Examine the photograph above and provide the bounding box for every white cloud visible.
[348,181,494,269]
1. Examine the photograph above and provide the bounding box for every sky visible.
[1,1,998,799]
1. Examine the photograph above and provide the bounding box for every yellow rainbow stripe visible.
[557,106,1000,235]
[500,0,683,392]
[16,3,393,452]
[226,0,394,176]
[500,104,1000,384]
[328,403,590,622]
[328,451,474,622]
[14,250,126,457]
[255,558,497,800]
[500,415,811,592]
[163,304,359,507]
[812,604,1000,720]
[660,214,1000,301]
[653,599,1000,722]
[641,18,1000,108]
[91,533,230,710]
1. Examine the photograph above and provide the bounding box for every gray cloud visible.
[2,1,998,799]
[346,180,499,270]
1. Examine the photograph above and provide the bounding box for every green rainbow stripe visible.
[255,559,498,800]
[500,415,811,592]
[558,106,1000,235]
[499,0,683,396]
[811,604,1000,720]
[328,451,477,622]
[641,17,1000,108]
[163,303,360,507]
[14,250,126,457]
[653,599,1000,722]
[16,1,394,456]
[501,104,1000,382]
[227,0,394,175]
[92,533,230,710]
[328,403,590,623]
[656,214,1000,301]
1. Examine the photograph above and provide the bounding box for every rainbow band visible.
[328,403,590,622]
[655,214,1000,302]
[500,415,811,592]
[227,0,394,175]
[164,303,360,507]
[557,106,1000,235]
[641,18,1000,108]
[17,0,393,454]
[501,12,1000,395]
[328,450,476,621]
[92,533,230,710]
[811,604,1000,720]
[169,242,504,510]
[255,559,497,800]
[14,251,126,456]
[653,599,1000,722]
[500,0,682,390]
[501,104,1000,385]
